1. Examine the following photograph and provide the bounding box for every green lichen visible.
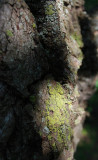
[32,23,36,28]
[39,131,42,136]
[45,5,55,15]
[77,51,84,70]
[71,33,83,48]
[78,51,84,62]
[6,30,13,37]
[52,142,56,147]
[43,81,72,151]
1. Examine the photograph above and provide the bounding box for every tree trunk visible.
[0,0,97,160]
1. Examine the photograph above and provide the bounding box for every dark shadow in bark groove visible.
[78,15,98,77]
[25,0,75,85]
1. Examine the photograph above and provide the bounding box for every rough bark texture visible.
[0,0,97,160]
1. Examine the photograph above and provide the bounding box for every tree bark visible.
[0,0,97,160]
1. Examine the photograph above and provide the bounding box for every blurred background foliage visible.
[85,0,98,11]
[75,81,98,160]
[75,0,98,159]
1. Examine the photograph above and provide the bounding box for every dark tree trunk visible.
[0,0,97,160]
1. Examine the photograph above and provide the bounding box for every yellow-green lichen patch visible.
[32,80,73,153]
[6,30,13,37]
[45,5,55,15]
[71,32,83,48]
[78,50,84,62]
[52,142,56,150]
[39,131,42,137]
[43,81,72,151]
[32,23,36,28]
